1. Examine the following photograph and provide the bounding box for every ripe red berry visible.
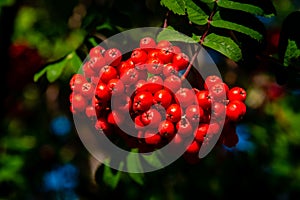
[89,45,106,58]
[196,90,213,110]
[166,104,182,123]
[163,63,178,77]
[204,75,223,90]
[226,100,246,122]
[172,52,189,71]
[81,82,95,98]
[140,108,162,128]
[209,83,227,100]
[144,130,162,145]
[228,87,247,102]
[146,57,164,74]
[163,75,182,93]
[95,82,111,102]
[157,46,174,63]
[194,123,209,143]
[139,37,156,50]
[185,140,200,154]
[70,74,86,91]
[175,88,195,108]
[87,56,106,73]
[104,48,122,66]
[158,120,175,138]
[72,93,87,112]
[211,102,226,119]
[120,68,139,85]
[185,104,204,125]
[131,48,148,64]
[99,65,118,84]
[153,89,173,109]
[107,78,124,96]
[176,117,193,138]
[156,40,172,49]
[95,117,111,135]
[133,91,153,112]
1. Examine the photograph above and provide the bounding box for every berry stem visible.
[163,11,170,28]
[200,3,218,44]
[180,45,201,81]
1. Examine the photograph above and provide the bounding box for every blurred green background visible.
[1,0,300,199]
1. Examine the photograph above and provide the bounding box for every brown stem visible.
[181,46,201,81]
[163,11,170,28]
[200,2,218,44]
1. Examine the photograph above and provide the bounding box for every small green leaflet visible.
[211,12,263,41]
[217,0,265,16]
[202,33,242,62]
[284,39,300,67]
[186,0,208,25]
[157,26,197,43]
[102,161,124,189]
[34,51,82,83]
[160,0,186,15]
[141,151,165,169]
[125,149,144,185]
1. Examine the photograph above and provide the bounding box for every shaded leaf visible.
[217,0,265,16]
[211,12,263,41]
[160,0,186,15]
[284,39,300,67]
[102,161,124,189]
[202,33,242,62]
[186,0,208,25]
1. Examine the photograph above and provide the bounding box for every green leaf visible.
[186,0,208,25]
[211,12,263,41]
[284,39,300,67]
[217,0,265,16]
[46,58,68,83]
[141,151,164,169]
[103,161,124,189]
[160,0,186,15]
[126,149,143,173]
[200,0,215,3]
[34,51,82,83]
[202,33,242,62]
[157,26,197,43]
[128,173,144,185]
[0,0,15,7]
[33,67,48,82]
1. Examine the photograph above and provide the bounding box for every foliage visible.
[1,0,300,199]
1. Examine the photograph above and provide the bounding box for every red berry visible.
[175,88,195,108]
[133,91,153,112]
[140,108,162,128]
[172,52,189,71]
[163,63,178,77]
[158,120,175,138]
[153,89,173,109]
[104,48,122,66]
[163,75,182,93]
[166,104,182,123]
[185,104,204,125]
[211,102,226,119]
[81,82,95,98]
[89,46,106,58]
[209,83,227,100]
[99,65,118,84]
[131,48,148,64]
[228,87,247,102]
[95,82,111,102]
[204,75,223,90]
[95,117,111,135]
[85,105,97,119]
[156,40,172,49]
[107,78,124,96]
[185,140,200,154]
[145,75,164,94]
[70,74,86,91]
[72,94,87,112]
[146,57,164,74]
[120,68,139,85]
[176,117,193,138]
[196,90,213,110]
[226,100,246,122]
[194,123,209,143]
[157,46,174,64]
[139,37,156,50]
[88,56,106,73]
[144,130,162,145]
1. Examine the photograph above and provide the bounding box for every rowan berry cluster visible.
[69,36,247,163]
